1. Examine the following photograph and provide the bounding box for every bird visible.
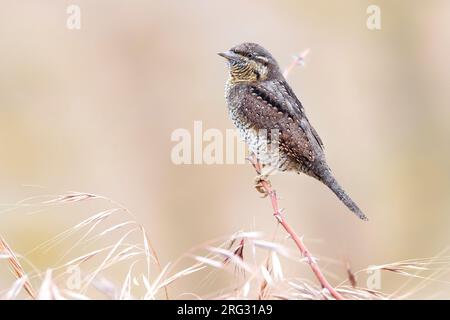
[218,42,368,221]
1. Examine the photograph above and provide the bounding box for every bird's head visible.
[218,43,281,83]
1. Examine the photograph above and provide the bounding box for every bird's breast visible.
[224,81,290,170]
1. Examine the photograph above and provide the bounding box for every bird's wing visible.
[240,81,320,163]
[268,79,324,150]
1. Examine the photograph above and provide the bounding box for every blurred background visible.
[1,0,450,299]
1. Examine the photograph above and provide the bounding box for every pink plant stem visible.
[250,158,344,300]
[282,49,310,79]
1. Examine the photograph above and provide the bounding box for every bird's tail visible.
[317,167,368,221]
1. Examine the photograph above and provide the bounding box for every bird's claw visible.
[254,174,271,197]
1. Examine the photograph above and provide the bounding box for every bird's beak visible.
[218,50,240,62]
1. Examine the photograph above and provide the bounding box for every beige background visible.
[1,0,450,298]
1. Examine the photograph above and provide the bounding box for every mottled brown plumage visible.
[219,42,367,220]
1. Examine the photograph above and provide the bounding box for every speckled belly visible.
[228,107,292,172]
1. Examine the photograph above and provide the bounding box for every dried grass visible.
[1,192,449,300]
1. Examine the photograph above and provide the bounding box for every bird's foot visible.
[254,174,271,197]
